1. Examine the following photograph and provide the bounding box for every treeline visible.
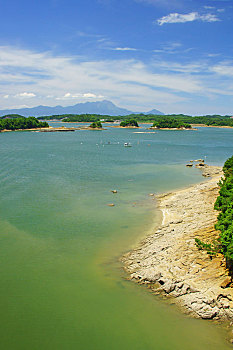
[123,114,233,126]
[215,156,233,269]
[152,118,191,129]
[38,114,110,122]
[0,117,48,131]
[8,112,233,127]
[0,114,25,119]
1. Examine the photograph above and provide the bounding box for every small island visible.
[151,118,191,130]
[120,119,139,127]
[0,116,49,131]
[89,121,102,129]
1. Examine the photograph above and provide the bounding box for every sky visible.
[0,0,233,115]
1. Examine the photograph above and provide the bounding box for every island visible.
[120,119,139,127]
[0,116,49,131]
[89,121,102,129]
[150,118,191,130]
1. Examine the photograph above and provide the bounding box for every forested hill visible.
[37,113,233,127]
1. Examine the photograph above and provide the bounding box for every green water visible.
[0,125,233,349]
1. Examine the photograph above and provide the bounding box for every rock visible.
[122,165,233,322]
[192,303,219,319]
[162,281,176,294]
[141,271,162,282]
[186,164,193,167]
[107,203,115,207]
[220,277,232,288]
[149,193,155,196]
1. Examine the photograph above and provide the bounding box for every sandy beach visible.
[122,164,233,321]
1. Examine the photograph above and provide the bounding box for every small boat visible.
[124,142,132,147]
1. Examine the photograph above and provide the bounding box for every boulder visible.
[220,276,232,288]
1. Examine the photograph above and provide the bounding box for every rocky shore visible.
[122,164,233,321]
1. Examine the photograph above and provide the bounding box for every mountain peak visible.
[0,100,163,117]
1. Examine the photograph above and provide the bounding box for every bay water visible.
[0,125,233,349]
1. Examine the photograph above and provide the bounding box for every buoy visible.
[107,203,115,207]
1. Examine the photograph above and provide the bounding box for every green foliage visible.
[89,121,102,128]
[37,112,233,126]
[0,117,48,131]
[214,155,233,266]
[223,155,233,177]
[195,238,220,258]
[0,114,25,119]
[120,119,139,127]
[152,117,191,129]
[38,114,104,122]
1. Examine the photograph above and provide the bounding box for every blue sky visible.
[0,0,233,114]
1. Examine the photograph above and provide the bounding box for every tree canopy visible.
[153,118,191,129]
[89,121,102,128]
[120,119,139,127]
[0,117,48,131]
[215,155,233,268]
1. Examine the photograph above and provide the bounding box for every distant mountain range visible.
[0,100,164,117]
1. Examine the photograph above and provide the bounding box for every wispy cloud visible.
[211,62,233,76]
[153,42,183,54]
[157,12,220,25]
[111,47,138,51]
[15,92,36,98]
[0,45,233,113]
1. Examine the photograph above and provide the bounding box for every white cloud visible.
[3,94,9,99]
[157,12,220,25]
[211,62,233,76]
[15,92,36,98]
[56,92,104,100]
[0,45,232,113]
[153,42,183,54]
[112,47,137,51]
[83,93,104,98]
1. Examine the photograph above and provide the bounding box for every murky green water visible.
[0,125,233,349]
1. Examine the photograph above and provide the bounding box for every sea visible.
[0,123,233,350]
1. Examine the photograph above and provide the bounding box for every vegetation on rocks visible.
[120,119,139,127]
[89,121,102,128]
[195,238,220,258]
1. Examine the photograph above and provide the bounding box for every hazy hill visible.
[0,100,164,117]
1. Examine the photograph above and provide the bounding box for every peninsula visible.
[122,164,233,322]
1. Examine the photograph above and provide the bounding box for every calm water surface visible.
[0,125,233,350]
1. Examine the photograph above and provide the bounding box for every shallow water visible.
[0,125,233,349]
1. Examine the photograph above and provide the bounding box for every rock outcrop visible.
[122,165,233,321]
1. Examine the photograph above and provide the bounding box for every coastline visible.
[122,164,233,322]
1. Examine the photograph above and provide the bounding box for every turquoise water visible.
[0,125,233,349]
